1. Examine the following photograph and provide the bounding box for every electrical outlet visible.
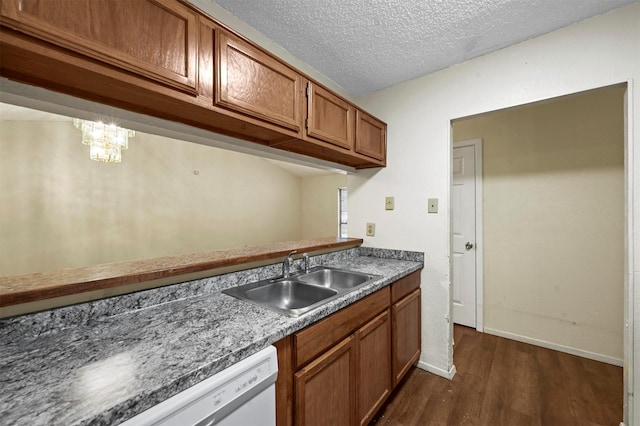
[428,198,438,213]
[366,223,376,236]
[385,196,394,210]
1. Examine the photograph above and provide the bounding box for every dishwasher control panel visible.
[211,358,272,411]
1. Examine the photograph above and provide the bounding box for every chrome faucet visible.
[283,250,296,278]
[302,253,310,273]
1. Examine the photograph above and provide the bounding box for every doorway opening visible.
[450,84,626,371]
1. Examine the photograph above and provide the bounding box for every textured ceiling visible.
[210,0,637,97]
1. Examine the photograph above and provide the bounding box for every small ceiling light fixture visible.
[73,118,135,163]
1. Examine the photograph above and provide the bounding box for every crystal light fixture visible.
[73,119,135,163]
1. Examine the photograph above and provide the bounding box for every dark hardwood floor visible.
[371,325,623,426]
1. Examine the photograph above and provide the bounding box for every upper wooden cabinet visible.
[275,79,387,168]
[356,109,387,163]
[0,0,386,169]
[277,85,387,168]
[0,0,198,94]
[305,82,354,150]
[216,29,302,133]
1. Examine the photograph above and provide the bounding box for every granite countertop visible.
[0,252,422,425]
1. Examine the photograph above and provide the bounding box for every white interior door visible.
[452,142,479,328]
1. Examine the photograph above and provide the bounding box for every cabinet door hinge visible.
[306,83,311,98]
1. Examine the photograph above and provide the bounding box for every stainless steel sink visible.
[297,267,378,290]
[222,266,382,317]
[246,280,337,310]
[223,279,338,317]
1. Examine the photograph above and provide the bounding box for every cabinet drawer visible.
[0,0,198,94]
[294,286,389,370]
[391,270,421,304]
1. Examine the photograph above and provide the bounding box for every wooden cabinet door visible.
[355,110,386,163]
[356,310,391,426]
[0,0,198,94]
[294,286,389,370]
[306,82,354,150]
[216,30,302,132]
[392,288,421,386]
[294,335,356,426]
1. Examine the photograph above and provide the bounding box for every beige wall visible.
[453,85,625,361]
[0,121,311,276]
[352,7,638,415]
[301,173,347,239]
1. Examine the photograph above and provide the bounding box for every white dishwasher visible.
[121,346,278,426]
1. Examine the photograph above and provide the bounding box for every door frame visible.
[623,80,634,426]
[452,138,484,332]
[449,81,633,424]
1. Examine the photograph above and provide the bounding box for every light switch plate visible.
[385,196,394,210]
[366,223,376,236]
[428,198,438,213]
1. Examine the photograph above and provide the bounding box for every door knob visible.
[465,242,474,250]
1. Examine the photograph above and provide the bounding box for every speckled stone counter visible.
[0,247,423,426]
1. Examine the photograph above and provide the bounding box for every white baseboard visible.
[484,327,623,367]
[417,360,457,380]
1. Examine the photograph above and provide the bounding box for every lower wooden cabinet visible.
[392,288,421,386]
[275,270,421,426]
[356,310,391,426]
[294,311,392,426]
[294,335,356,426]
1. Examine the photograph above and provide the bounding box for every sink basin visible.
[245,280,337,309]
[222,266,382,317]
[297,267,380,290]
[223,279,338,317]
